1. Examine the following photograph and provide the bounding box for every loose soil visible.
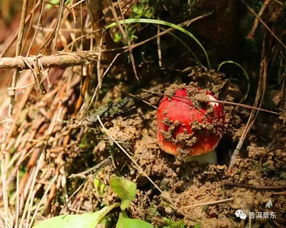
[71,67,286,227]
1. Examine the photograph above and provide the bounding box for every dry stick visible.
[61,158,112,212]
[8,0,29,115]
[1,153,10,227]
[247,0,271,39]
[87,0,105,44]
[27,0,45,55]
[228,52,268,172]
[97,115,187,217]
[157,23,163,67]
[272,192,286,195]
[52,0,65,52]
[69,157,112,178]
[241,0,286,50]
[15,171,20,228]
[0,51,100,70]
[96,34,104,89]
[21,0,39,55]
[183,197,234,209]
[1,82,33,226]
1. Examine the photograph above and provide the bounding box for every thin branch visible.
[9,0,29,115]
[247,0,271,39]
[183,197,234,208]
[68,157,112,178]
[52,0,65,51]
[0,51,101,70]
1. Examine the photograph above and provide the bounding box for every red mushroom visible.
[157,85,224,163]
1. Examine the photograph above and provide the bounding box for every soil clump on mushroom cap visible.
[157,84,225,161]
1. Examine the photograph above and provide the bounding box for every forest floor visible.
[52,66,286,227]
[0,1,285,228]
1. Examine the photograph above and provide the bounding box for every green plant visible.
[162,218,185,228]
[132,0,154,18]
[33,176,154,228]
[106,18,210,68]
[33,204,120,228]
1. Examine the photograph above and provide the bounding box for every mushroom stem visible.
[190,150,217,164]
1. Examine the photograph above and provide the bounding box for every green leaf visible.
[33,203,119,228]
[93,178,106,196]
[110,176,137,210]
[113,32,123,43]
[116,212,154,228]
[162,217,185,228]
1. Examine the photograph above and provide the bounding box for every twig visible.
[52,0,65,52]
[183,197,234,208]
[27,0,45,55]
[69,157,112,178]
[9,0,28,115]
[127,92,158,110]
[0,51,101,70]
[1,152,10,227]
[157,23,163,67]
[271,192,286,195]
[247,0,271,39]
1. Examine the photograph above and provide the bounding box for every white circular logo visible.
[235,209,247,220]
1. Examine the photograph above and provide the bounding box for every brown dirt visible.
[80,68,286,227]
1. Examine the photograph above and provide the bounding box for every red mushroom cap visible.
[157,85,224,157]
